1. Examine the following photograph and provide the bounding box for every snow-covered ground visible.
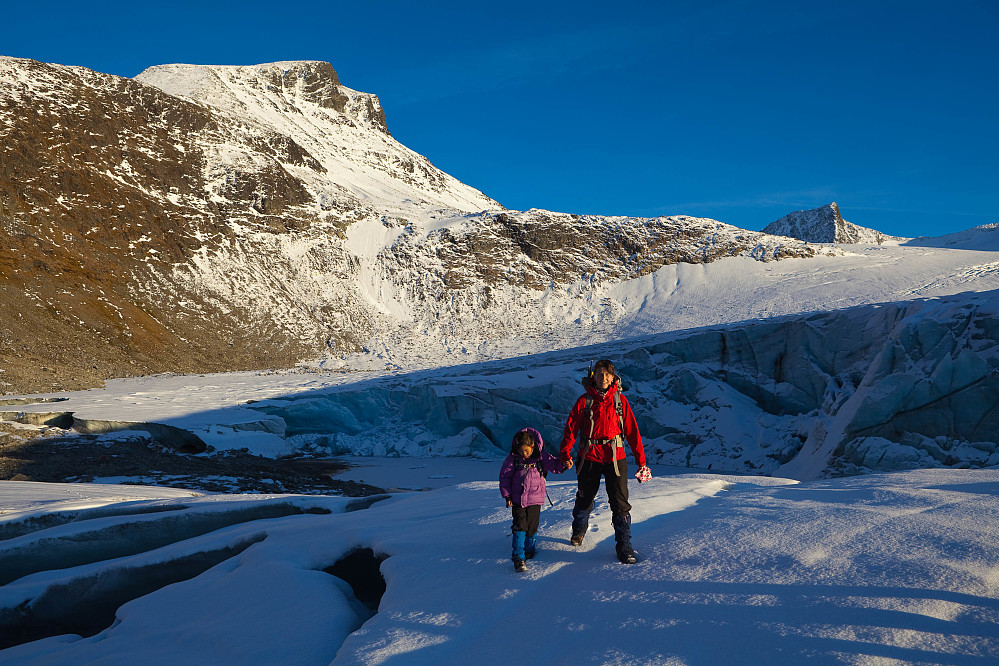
[602,238,999,339]
[2,465,997,664]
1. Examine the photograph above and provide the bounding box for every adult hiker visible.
[559,359,652,564]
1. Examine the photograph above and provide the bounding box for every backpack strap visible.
[577,390,627,474]
[607,391,626,476]
[614,391,624,433]
[514,457,546,479]
[574,395,596,470]
[587,394,597,440]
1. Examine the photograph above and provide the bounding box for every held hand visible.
[505,498,512,508]
[565,457,573,470]
[635,466,652,483]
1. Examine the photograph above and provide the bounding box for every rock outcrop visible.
[763,202,907,244]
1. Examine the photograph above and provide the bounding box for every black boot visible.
[612,513,637,564]
[513,558,527,572]
[616,545,637,564]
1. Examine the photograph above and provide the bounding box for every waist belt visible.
[577,435,624,476]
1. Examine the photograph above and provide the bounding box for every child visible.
[498,427,570,572]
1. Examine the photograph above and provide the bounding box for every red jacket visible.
[560,382,646,468]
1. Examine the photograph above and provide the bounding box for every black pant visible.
[571,459,631,535]
[511,504,541,536]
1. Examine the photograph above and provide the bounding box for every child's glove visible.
[635,466,652,483]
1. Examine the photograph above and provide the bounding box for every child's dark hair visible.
[511,429,537,455]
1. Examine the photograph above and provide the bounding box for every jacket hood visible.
[515,427,545,454]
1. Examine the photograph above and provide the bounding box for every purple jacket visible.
[499,428,566,507]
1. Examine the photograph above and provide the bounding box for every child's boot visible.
[525,533,537,559]
[512,530,527,571]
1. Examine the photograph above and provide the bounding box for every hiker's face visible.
[519,443,535,458]
[595,368,614,390]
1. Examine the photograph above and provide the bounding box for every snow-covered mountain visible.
[763,202,907,244]
[135,61,498,217]
[0,56,500,394]
[906,222,999,250]
[0,56,828,394]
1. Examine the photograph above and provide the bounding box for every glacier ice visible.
[231,292,999,479]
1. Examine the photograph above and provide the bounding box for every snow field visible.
[2,468,998,664]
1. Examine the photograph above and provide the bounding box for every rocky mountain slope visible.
[763,202,907,244]
[0,57,826,394]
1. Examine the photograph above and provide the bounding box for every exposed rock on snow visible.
[763,202,908,244]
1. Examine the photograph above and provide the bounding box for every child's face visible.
[519,443,535,458]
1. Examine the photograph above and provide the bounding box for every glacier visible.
[6,288,997,483]
[217,289,999,481]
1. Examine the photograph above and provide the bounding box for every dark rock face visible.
[257,61,349,112]
[764,203,845,243]
[389,209,818,293]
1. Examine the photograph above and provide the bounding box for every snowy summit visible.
[763,202,908,245]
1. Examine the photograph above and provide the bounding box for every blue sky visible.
[3,0,996,237]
